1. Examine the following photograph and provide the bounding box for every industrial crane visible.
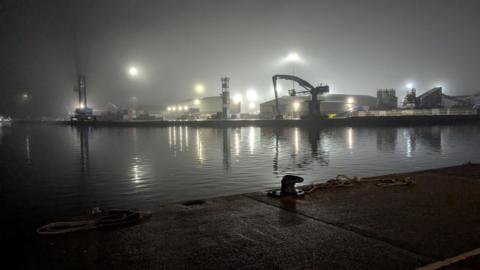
[272,74,329,119]
[71,75,95,121]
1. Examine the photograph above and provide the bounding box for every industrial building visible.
[164,96,241,119]
[403,87,477,109]
[135,105,165,119]
[376,89,398,109]
[259,94,377,119]
[453,93,480,108]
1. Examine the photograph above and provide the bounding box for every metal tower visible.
[221,77,230,119]
[78,74,87,108]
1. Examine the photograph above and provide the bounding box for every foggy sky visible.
[1,0,480,116]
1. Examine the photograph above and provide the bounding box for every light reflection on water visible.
[0,124,479,219]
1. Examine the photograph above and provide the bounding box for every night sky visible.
[1,0,480,116]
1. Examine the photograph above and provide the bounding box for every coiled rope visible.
[304,174,415,194]
[37,208,151,235]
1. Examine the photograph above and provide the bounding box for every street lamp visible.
[293,102,300,112]
[286,52,301,72]
[194,83,205,94]
[233,93,242,104]
[286,52,300,63]
[128,66,139,77]
[285,52,301,91]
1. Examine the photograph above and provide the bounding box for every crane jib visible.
[271,74,329,119]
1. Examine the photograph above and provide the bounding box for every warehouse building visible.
[259,94,377,119]
[164,96,241,119]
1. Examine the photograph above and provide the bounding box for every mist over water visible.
[1,124,479,224]
[2,0,480,117]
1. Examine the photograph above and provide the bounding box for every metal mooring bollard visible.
[268,175,305,198]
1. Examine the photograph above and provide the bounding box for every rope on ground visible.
[304,174,415,194]
[304,175,361,194]
[36,208,152,235]
[375,176,414,187]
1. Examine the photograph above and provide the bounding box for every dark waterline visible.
[1,124,480,225]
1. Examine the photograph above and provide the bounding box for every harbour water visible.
[1,124,480,224]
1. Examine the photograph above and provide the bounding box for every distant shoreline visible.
[52,114,480,128]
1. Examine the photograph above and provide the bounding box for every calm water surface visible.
[1,124,480,223]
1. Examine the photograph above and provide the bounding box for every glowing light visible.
[286,52,300,62]
[195,83,205,94]
[274,84,283,95]
[78,103,85,109]
[172,106,177,111]
[347,97,355,104]
[233,93,242,104]
[22,93,29,99]
[179,125,183,151]
[246,89,258,101]
[248,102,256,110]
[168,127,172,146]
[167,107,172,111]
[405,130,413,158]
[184,106,188,111]
[294,128,299,154]
[406,83,414,89]
[249,127,255,154]
[128,66,139,77]
[131,156,144,184]
[347,103,354,112]
[26,135,31,163]
[196,129,204,164]
[234,131,240,156]
[178,106,183,111]
[433,82,446,89]
[173,127,177,148]
[194,99,201,105]
[293,102,300,112]
[347,128,353,149]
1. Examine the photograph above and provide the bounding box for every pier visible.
[24,163,480,269]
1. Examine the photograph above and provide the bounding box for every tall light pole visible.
[127,65,140,120]
[286,53,300,74]
[21,93,30,118]
[286,52,301,91]
[130,96,137,119]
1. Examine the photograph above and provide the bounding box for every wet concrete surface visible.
[18,164,480,269]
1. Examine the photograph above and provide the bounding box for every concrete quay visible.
[23,163,480,269]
